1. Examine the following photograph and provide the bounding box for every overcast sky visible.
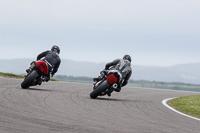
[0,0,200,66]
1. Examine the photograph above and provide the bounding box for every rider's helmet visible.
[51,45,60,54]
[123,55,131,62]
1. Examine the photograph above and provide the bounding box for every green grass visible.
[0,72,24,79]
[0,72,57,81]
[50,78,58,81]
[168,95,200,119]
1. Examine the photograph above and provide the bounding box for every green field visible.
[0,72,24,78]
[168,95,200,119]
[0,72,57,81]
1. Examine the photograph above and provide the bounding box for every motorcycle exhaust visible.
[112,83,118,89]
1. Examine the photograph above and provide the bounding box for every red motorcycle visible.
[90,70,122,99]
[21,61,49,89]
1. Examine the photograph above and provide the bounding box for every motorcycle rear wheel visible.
[21,70,39,89]
[90,80,110,99]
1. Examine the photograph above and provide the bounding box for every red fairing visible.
[106,74,118,84]
[36,61,49,75]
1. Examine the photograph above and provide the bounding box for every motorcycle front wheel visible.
[21,70,39,89]
[90,80,110,99]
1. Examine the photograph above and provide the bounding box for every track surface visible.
[0,77,200,133]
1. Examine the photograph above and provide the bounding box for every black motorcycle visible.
[90,70,123,99]
[21,61,49,89]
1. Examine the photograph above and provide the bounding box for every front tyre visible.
[21,70,39,89]
[90,80,110,99]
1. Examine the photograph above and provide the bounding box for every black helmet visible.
[51,45,60,54]
[123,55,131,62]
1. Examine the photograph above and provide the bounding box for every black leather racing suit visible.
[37,50,61,77]
[29,50,61,81]
[105,59,132,88]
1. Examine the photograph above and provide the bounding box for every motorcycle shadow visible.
[22,87,54,92]
[94,97,126,101]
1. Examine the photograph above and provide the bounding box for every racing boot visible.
[43,75,50,82]
[26,61,36,73]
[26,68,32,73]
[93,77,102,82]
[114,86,121,92]
[93,70,106,82]
[107,92,111,97]
[93,74,104,82]
[106,89,113,97]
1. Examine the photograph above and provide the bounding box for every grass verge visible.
[0,72,24,79]
[0,72,57,81]
[168,95,200,119]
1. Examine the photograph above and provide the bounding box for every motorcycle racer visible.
[26,45,61,82]
[93,55,132,93]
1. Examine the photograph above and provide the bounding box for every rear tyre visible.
[90,80,110,99]
[21,71,39,89]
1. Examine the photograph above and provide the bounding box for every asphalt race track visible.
[0,77,200,133]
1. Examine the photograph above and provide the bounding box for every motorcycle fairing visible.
[106,74,117,84]
[36,61,49,75]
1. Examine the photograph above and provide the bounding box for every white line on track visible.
[162,98,200,121]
